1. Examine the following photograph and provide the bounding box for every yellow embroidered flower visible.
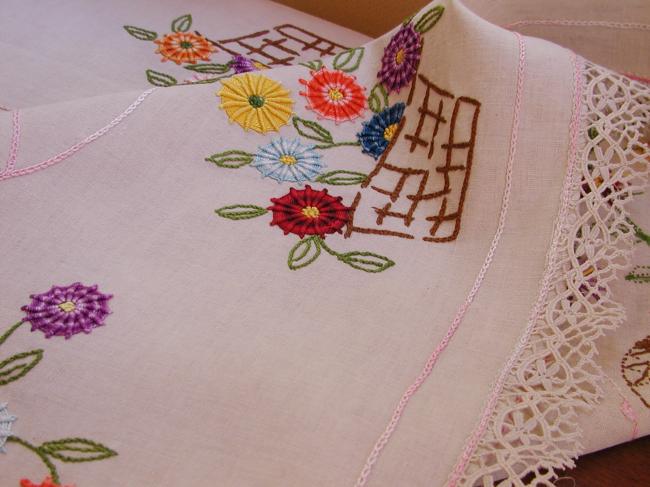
[217,74,293,134]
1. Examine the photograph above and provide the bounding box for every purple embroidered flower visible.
[21,283,113,339]
[231,55,258,74]
[377,23,422,93]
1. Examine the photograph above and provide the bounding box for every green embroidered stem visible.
[7,436,60,484]
[316,236,338,258]
[626,265,650,283]
[0,321,24,347]
[316,237,395,273]
[629,219,650,246]
[313,141,360,150]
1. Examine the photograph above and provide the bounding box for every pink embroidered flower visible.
[21,283,112,339]
[378,23,422,93]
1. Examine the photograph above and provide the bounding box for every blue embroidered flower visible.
[251,138,324,183]
[357,103,406,160]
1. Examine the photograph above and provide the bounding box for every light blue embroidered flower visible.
[251,138,324,183]
[0,403,16,453]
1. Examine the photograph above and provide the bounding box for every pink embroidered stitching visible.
[506,19,650,31]
[0,89,155,183]
[603,373,639,440]
[353,32,527,487]
[447,48,582,487]
[1,110,20,176]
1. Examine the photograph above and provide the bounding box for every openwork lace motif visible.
[452,60,649,486]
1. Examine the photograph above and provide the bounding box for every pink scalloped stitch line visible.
[0,88,156,182]
[446,51,584,487]
[506,19,650,31]
[1,109,20,175]
[603,373,640,440]
[352,32,528,487]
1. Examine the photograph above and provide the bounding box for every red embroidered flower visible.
[268,185,350,238]
[20,477,74,487]
[299,68,366,123]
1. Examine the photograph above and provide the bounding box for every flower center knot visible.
[383,123,398,141]
[248,94,265,108]
[328,88,344,101]
[395,48,406,65]
[301,206,320,219]
[279,154,297,165]
[58,301,77,313]
[180,41,194,49]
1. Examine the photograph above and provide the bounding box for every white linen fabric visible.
[0,1,647,486]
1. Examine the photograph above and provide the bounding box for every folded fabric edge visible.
[449,60,650,486]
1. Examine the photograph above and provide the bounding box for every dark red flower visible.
[268,185,350,238]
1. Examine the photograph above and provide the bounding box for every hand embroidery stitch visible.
[299,68,367,123]
[0,403,16,453]
[214,185,395,272]
[217,73,294,133]
[621,335,650,408]
[0,284,117,485]
[251,138,325,183]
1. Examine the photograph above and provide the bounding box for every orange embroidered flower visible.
[299,68,366,123]
[154,32,215,65]
[20,477,74,487]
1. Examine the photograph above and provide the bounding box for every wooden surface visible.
[557,435,650,486]
[273,0,429,36]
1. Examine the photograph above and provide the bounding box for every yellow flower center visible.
[279,154,297,165]
[383,123,398,141]
[301,206,320,219]
[58,301,76,313]
[328,88,344,101]
[395,48,406,65]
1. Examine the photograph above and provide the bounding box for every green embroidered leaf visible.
[205,150,254,169]
[292,117,333,144]
[146,69,177,87]
[316,170,367,186]
[288,236,322,270]
[123,25,158,41]
[337,252,395,273]
[215,205,268,220]
[184,63,231,74]
[39,438,117,462]
[299,59,323,70]
[0,349,43,386]
[332,47,364,73]
[368,82,389,113]
[414,5,445,33]
[171,14,192,33]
